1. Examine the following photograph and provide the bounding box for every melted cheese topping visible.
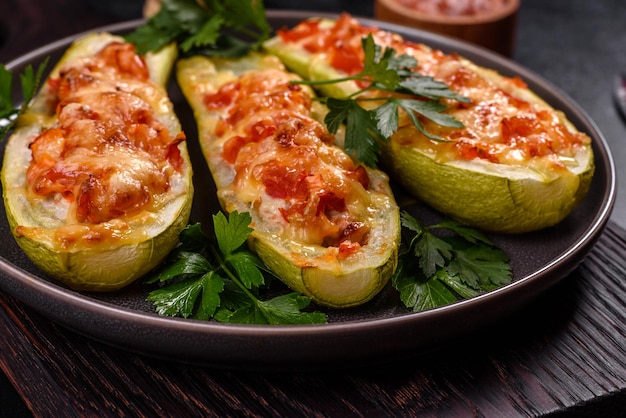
[277,13,591,175]
[204,68,373,253]
[17,41,186,248]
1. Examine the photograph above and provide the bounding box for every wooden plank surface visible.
[1,0,626,416]
[1,221,624,416]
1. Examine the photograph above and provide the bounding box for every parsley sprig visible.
[145,211,328,325]
[125,0,271,57]
[147,211,512,322]
[0,58,49,139]
[297,34,471,167]
[393,211,512,311]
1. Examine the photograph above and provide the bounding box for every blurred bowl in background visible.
[374,0,519,56]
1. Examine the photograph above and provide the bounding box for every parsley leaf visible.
[396,272,459,313]
[396,99,464,140]
[125,0,271,57]
[446,244,513,291]
[146,212,512,321]
[213,210,252,255]
[415,232,453,278]
[360,36,403,89]
[147,272,224,320]
[217,293,327,325]
[398,76,467,101]
[393,212,512,312]
[324,97,383,168]
[145,212,328,325]
[295,34,470,167]
[0,58,49,139]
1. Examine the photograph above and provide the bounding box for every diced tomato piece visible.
[509,76,528,89]
[454,140,499,163]
[330,44,363,75]
[249,120,277,142]
[341,222,369,244]
[260,163,309,200]
[278,13,372,75]
[47,77,61,94]
[166,132,186,171]
[349,165,370,190]
[502,115,538,139]
[502,90,531,112]
[28,163,83,198]
[277,20,321,43]
[96,42,149,81]
[316,191,346,216]
[222,135,248,164]
[55,69,97,101]
[501,115,554,158]
[279,201,307,223]
[204,82,239,110]
[26,40,187,225]
[337,240,362,259]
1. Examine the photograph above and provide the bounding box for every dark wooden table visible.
[1,0,625,416]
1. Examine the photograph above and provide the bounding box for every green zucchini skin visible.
[1,33,194,291]
[264,20,594,233]
[177,54,400,308]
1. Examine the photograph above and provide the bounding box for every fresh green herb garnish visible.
[132,10,510,321]
[393,211,512,312]
[147,211,512,322]
[125,0,271,57]
[297,34,471,167]
[145,211,328,325]
[0,58,49,139]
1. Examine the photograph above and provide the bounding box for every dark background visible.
[1,0,625,416]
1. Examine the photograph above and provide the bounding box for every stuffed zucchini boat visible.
[264,14,594,233]
[1,33,193,291]
[177,53,400,308]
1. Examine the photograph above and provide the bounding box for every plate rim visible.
[0,11,617,369]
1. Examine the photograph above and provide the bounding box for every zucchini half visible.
[177,53,400,308]
[264,16,595,233]
[1,33,194,291]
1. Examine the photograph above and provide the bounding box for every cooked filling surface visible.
[204,68,375,256]
[277,14,591,175]
[19,41,186,247]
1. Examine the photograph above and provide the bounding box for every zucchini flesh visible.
[177,53,400,308]
[1,33,193,291]
[264,15,594,233]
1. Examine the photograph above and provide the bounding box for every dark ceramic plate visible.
[0,12,616,370]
